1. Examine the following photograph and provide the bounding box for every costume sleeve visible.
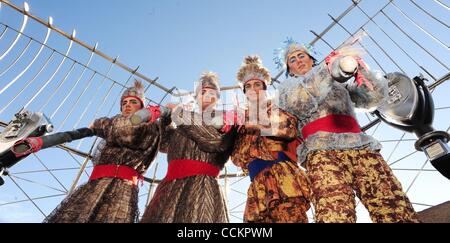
[177,124,237,153]
[129,123,160,150]
[277,63,335,121]
[100,116,160,150]
[230,136,250,176]
[260,108,298,141]
[170,106,236,153]
[346,66,389,111]
[156,106,173,151]
[302,62,335,99]
[91,117,112,139]
[159,124,174,154]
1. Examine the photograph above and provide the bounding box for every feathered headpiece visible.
[273,37,318,70]
[195,71,221,98]
[236,55,271,90]
[121,79,145,108]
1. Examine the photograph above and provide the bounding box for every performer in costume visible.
[273,35,420,223]
[16,80,162,223]
[231,56,310,223]
[140,72,236,223]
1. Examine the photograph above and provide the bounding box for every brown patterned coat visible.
[140,109,236,223]
[231,104,310,222]
[44,115,160,223]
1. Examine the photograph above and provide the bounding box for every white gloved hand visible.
[339,56,358,74]
[330,56,358,83]
[130,108,151,125]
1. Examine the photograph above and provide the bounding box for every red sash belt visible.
[89,165,143,186]
[302,114,361,140]
[164,159,220,181]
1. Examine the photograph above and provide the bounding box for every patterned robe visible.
[277,58,419,223]
[44,115,160,223]
[277,59,389,164]
[231,103,310,223]
[140,109,236,223]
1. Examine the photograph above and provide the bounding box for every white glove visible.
[330,56,358,83]
[130,108,152,125]
[340,56,358,74]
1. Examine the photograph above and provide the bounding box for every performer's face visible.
[287,50,314,75]
[244,80,266,103]
[121,97,142,117]
[197,88,218,111]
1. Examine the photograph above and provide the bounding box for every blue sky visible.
[0,0,449,223]
[7,0,353,90]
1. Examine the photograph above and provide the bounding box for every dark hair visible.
[285,54,318,77]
